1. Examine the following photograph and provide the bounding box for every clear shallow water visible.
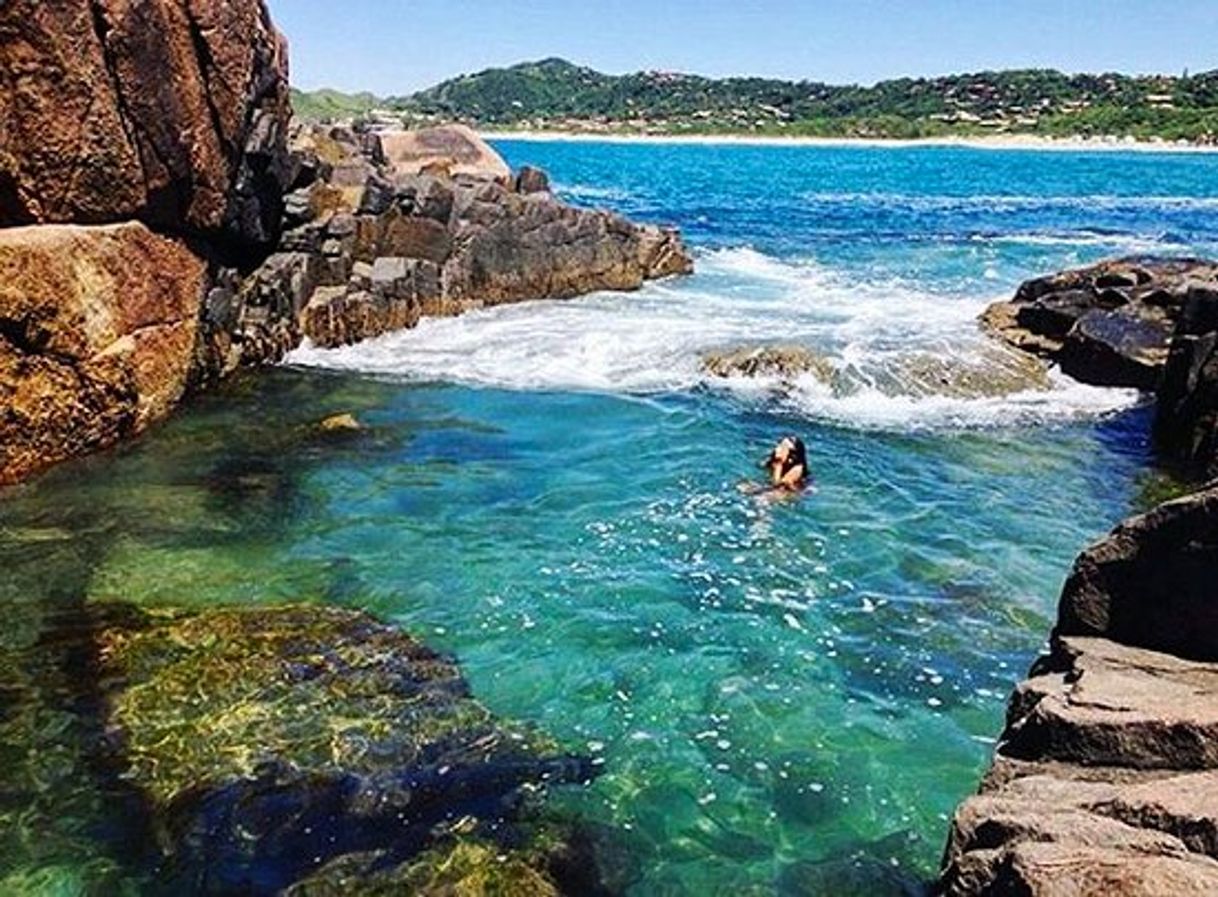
[3,141,1217,895]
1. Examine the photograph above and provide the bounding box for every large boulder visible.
[377,124,512,182]
[1055,483,1218,662]
[0,0,292,247]
[981,257,1218,389]
[0,223,207,484]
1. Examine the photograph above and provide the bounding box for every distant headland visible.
[293,57,1218,147]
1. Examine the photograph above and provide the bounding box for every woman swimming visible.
[763,435,809,491]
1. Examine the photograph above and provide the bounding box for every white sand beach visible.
[482,129,1218,154]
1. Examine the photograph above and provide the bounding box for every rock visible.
[515,165,552,195]
[0,0,292,247]
[85,603,596,896]
[938,485,1218,896]
[1156,287,1218,475]
[377,125,513,182]
[637,225,696,278]
[0,223,206,485]
[1058,309,1172,390]
[1054,483,1218,661]
[884,346,1051,399]
[702,345,836,384]
[1004,637,1218,769]
[376,211,454,264]
[317,413,361,435]
[981,257,1218,389]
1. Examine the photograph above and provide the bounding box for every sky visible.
[270,0,1218,96]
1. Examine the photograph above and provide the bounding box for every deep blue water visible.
[3,141,1217,895]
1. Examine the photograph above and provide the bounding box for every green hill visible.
[295,60,1218,143]
[289,87,382,123]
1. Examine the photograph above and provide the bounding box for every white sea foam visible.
[287,246,1142,431]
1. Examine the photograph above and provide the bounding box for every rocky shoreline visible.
[936,262,1218,895]
[0,0,691,487]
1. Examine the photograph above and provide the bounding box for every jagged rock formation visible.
[939,484,1218,896]
[984,258,1218,477]
[224,123,692,354]
[981,257,1218,391]
[0,223,208,484]
[0,0,292,247]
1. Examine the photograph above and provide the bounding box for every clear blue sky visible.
[270,0,1217,95]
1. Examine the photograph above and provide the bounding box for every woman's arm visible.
[778,464,806,489]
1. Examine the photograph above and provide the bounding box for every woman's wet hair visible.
[782,436,807,475]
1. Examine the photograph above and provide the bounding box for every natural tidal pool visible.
[3,141,1218,895]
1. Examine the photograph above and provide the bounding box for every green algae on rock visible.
[83,603,596,895]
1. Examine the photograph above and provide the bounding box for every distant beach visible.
[483,129,1218,154]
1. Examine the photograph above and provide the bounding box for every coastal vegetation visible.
[296,58,1218,144]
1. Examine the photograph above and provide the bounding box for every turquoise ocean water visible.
[3,141,1218,894]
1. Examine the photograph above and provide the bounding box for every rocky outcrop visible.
[0,223,207,485]
[939,484,1218,896]
[259,124,692,350]
[981,257,1218,390]
[0,0,293,248]
[0,61,691,483]
[984,258,1218,476]
[82,602,597,896]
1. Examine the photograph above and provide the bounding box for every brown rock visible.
[377,125,512,183]
[0,223,207,484]
[1004,637,1218,769]
[0,0,291,245]
[1056,484,1218,661]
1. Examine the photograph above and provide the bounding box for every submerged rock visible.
[701,342,1050,400]
[880,346,1051,399]
[317,413,363,435]
[83,604,597,895]
[702,345,836,384]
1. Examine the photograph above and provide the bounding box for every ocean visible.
[3,140,1217,895]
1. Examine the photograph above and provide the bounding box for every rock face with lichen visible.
[0,0,293,247]
[938,483,1218,896]
[83,603,597,896]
